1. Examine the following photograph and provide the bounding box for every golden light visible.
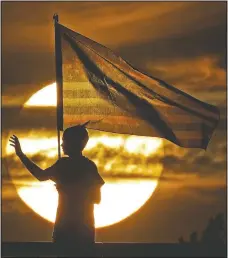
[7,83,163,228]
[25,83,56,107]
[125,136,162,156]
[6,136,162,158]
[18,180,157,227]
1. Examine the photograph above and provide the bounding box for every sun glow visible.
[25,83,57,107]
[7,83,163,228]
[6,136,162,157]
[18,180,157,228]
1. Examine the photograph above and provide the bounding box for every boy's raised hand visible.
[9,135,23,156]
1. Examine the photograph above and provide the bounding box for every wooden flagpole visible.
[53,14,63,159]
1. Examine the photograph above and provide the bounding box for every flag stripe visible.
[63,102,215,119]
[63,114,214,132]
[61,24,218,115]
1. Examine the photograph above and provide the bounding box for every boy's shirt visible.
[44,156,104,241]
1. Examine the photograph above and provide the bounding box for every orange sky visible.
[2,1,227,243]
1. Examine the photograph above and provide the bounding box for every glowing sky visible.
[2,1,226,243]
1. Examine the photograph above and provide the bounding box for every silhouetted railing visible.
[2,242,226,257]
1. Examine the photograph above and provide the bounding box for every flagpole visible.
[53,13,63,160]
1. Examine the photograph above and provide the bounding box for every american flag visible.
[55,22,219,149]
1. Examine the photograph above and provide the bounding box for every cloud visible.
[2,51,55,85]
[2,2,226,87]
[4,144,164,180]
[2,2,226,50]
[147,56,226,90]
[161,153,226,177]
[3,126,226,187]
[161,138,226,180]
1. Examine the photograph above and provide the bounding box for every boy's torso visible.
[52,156,97,240]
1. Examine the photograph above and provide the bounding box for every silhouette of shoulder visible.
[83,157,105,186]
[46,156,105,186]
[43,157,77,182]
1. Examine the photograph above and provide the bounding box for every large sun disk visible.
[8,83,163,228]
[18,180,157,228]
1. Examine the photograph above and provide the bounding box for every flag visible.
[56,23,220,149]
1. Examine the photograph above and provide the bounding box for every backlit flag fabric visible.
[57,23,219,149]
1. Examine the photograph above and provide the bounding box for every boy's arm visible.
[17,152,57,181]
[10,135,57,181]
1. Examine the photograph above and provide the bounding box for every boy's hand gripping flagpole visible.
[53,14,63,159]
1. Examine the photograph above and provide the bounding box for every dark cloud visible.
[161,137,226,179]
[2,2,226,49]
[3,126,226,184]
[2,2,226,87]
[118,22,226,66]
[160,153,226,178]
[4,145,164,180]
[2,51,55,86]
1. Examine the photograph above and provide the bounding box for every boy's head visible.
[61,122,89,156]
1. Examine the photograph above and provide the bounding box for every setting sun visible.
[7,82,163,228]
[18,180,157,228]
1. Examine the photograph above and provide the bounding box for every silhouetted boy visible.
[9,123,105,255]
